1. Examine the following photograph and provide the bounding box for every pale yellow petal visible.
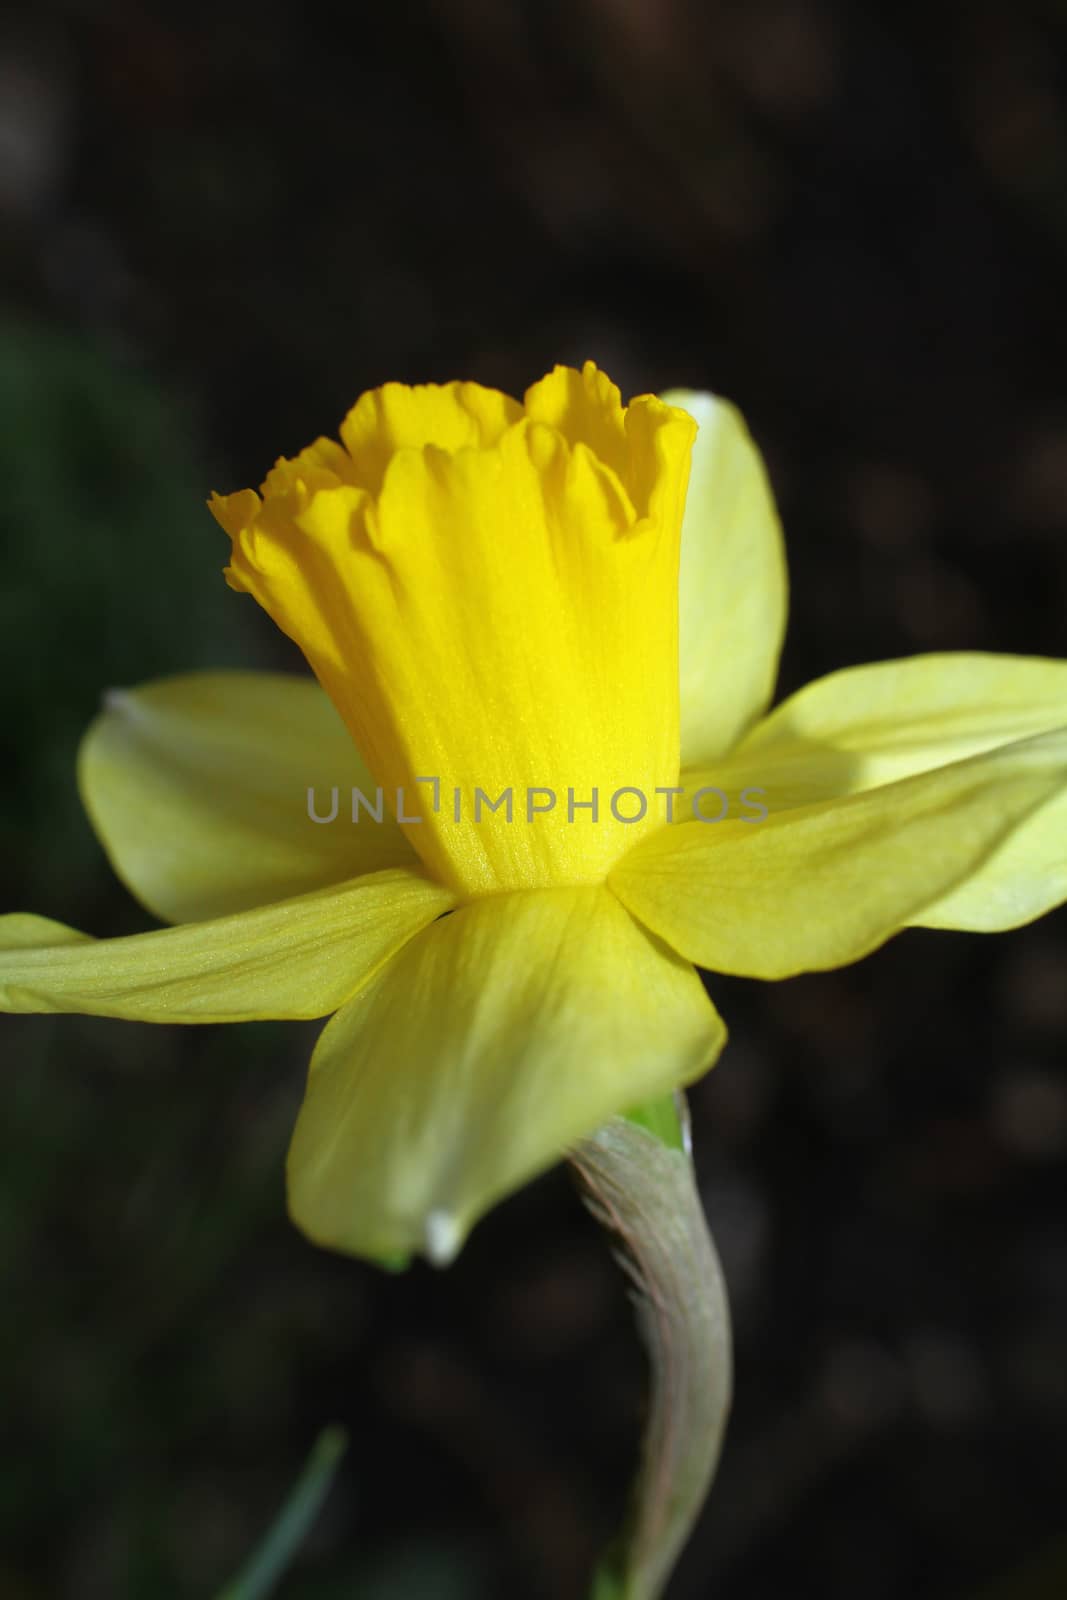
[287,885,724,1262]
[0,870,453,1022]
[718,652,1067,803]
[611,729,1067,979]
[663,390,787,767]
[909,787,1067,931]
[674,653,1067,931]
[79,671,417,924]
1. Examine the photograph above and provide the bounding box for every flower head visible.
[2,364,1065,1264]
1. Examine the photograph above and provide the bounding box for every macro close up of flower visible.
[2,361,1065,1269]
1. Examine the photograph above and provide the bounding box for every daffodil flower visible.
[3,363,1065,1266]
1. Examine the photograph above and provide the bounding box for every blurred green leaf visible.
[0,316,260,903]
[217,1426,348,1600]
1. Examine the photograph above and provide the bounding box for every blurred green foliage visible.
[0,320,265,908]
[0,317,257,907]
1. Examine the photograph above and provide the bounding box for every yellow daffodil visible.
[2,363,1065,1266]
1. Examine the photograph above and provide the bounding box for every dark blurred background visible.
[1,2,1066,1597]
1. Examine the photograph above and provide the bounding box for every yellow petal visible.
[610,729,1067,979]
[286,885,724,1262]
[339,380,522,491]
[213,364,696,897]
[662,391,787,767]
[0,870,453,1022]
[909,787,1067,931]
[79,671,417,924]
[675,653,1067,930]
[720,652,1067,803]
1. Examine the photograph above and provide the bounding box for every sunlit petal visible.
[664,390,787,767]
[287,885,725,1262]
[612,729,1067,978]
[708,652,1067,805]
[79,671,416,924]
[0,870,452,1022]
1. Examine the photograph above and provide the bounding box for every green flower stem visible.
[571,1095,732,1600]
[216,1424,348,1600]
